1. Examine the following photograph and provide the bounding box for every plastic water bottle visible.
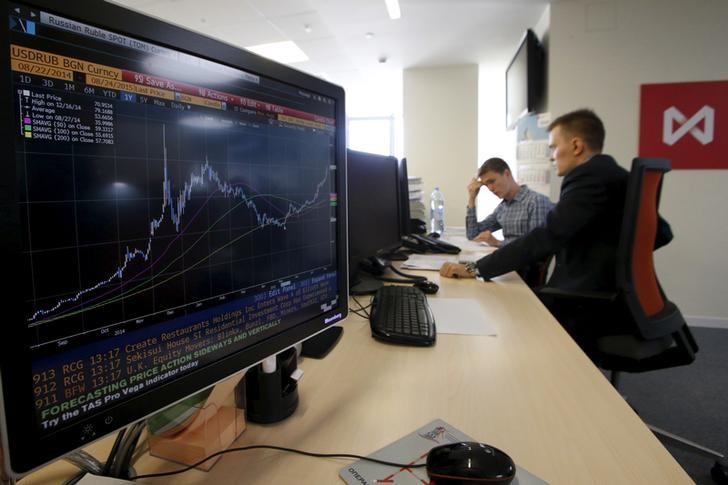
[430,187,445,235]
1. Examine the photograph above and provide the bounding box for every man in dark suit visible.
[440,109,671,343]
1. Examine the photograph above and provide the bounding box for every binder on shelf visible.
[408,176,426,221]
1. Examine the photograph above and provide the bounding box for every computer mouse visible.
[426,441,516,485]
[413,280,439,294]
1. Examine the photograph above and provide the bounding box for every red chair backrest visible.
[632,170,664,317]
[616,158,678,340]
[613,158,698,363]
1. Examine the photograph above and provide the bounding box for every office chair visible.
[542,157,727,484]
[519,254,553,288]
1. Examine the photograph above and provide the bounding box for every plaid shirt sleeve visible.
[466,205,502,240]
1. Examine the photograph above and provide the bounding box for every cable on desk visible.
[63,422,148,484]
[349,294,371,319]
[349,307,369,319]
[130,435,150,466]
[62,450,103,476]
[374,275,423,284]
[111,421,147,478]
[387,264,427,281]
[131,444,426,480]
[101,427,127,476]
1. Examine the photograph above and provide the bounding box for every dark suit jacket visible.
[474,154,672,292]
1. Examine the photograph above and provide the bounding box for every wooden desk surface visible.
[21,271,692,484]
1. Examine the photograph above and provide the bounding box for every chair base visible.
[647,418,728,485]
[648,424,725,462]
[712,462,728,485]
[610,371,728,483]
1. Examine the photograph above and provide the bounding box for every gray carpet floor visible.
[610,326,728,485]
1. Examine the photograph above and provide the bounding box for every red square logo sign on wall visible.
[639,80,728,169]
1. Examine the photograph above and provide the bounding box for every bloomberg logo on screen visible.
[639,80,728,169]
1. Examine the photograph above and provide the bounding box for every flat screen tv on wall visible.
[505,29,545,130]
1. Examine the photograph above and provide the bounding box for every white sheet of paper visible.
[400,253,457,270]
[428,298,498,336]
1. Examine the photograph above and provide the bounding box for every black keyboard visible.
[369,286,436,346]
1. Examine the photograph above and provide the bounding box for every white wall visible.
[403,65,479,231]
[344,70,404,158]
[475,63,517,222]
[476,6,550,223]
[549,0,728,320]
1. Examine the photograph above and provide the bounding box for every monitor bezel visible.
[0,0,348,476]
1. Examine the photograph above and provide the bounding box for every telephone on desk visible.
[402,234,461,254]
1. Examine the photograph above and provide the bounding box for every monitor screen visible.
[505,29,544,129]
[0,0,347,476]
[347,149,401,287]
[397,157,412,236]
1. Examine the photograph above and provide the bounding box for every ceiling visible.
[110,0,549,90]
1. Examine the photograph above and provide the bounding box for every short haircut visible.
[477,157,510,177]
[548,109,605,152]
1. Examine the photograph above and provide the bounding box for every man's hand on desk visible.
[440,261,475,279]
[473,230,501,247]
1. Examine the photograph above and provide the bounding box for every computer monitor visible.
[347,149,401,293]
[0,0,347,477]
[397,157,412,236]
[505,28,545,130]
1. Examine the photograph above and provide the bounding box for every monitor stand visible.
[244,348,299,424]
[300,326,343,359]
[349,274,383,295]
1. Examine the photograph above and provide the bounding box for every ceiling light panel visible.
[385,0,401,19]
[245,40,309,64]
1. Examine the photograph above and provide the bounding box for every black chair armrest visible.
[537,286,618,302]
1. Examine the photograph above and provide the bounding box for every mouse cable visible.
[386,264,427,281]
[350,295,371,319]
[374,276,423,284]
[131,444,426,480]
[349,307,369,319]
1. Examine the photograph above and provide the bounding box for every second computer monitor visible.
[397,157,413,236]
[347,149,401,291]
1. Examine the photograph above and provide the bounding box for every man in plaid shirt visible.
[466,157,553,247]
